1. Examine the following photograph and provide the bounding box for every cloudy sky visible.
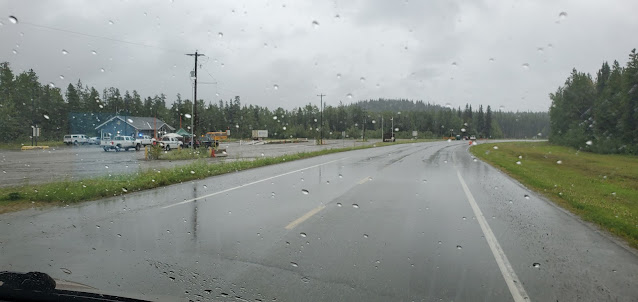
[1,0,637,112]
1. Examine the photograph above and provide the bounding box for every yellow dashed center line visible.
[284,205,326,230]
[285,174,371,230]
[358,176,372,185]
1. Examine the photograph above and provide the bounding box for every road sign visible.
[32,127,40,137]
[412,131,418,137]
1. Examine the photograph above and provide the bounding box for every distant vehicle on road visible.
[206,131,229,146]
[199,136,214,148]
[252,130,268,140]
[159,134,183,151]
[470,135,477,140]
[63,134,89,146]
[88,137,100,145]
[101,135,140,152]
[383,132,395,142]
[201,131,229,148]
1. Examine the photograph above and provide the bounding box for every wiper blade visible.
[0,271,150,302]
[0,271,56,291]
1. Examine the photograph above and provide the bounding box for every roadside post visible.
[32,126,40,146]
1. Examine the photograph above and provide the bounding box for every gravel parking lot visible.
[0,139,379,188]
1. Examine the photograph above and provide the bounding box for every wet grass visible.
[0,140,424,214]
[157,148,212,160]
[470,141,638,249]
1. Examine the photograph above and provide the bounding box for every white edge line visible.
[161,157,348,209]
[456,170,530,302]
[284,205,326,230]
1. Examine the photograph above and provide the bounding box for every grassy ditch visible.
[0,140,427,214]
[471,141,638,249]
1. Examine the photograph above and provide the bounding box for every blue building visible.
[95,115,175,139]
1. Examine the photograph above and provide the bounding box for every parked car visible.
[63,134,89,145]
[101,135,140,152]
[199,136,215,148]
[88,137,101,145]
[382,132,395,142]
[159,135,183,151]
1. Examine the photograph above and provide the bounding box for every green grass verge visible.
[0,141,66,150]
[157,148,212,160]
[0,140,427,214]
[471,141,638,249]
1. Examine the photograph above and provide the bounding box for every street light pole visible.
[391,117,394,139]
[31,97,35,146]
[363,116,366,141]
[381,115,383,141]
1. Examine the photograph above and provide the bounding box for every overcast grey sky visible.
[1,0,637,112]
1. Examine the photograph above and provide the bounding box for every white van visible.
[63,134,89,145]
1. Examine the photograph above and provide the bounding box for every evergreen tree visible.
[476,105,485,137]
[485,105,492,138]
[619,49,638,153]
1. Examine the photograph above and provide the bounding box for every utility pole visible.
[191,81,194,147]
[186,51,205,144]
[317,93,325,145]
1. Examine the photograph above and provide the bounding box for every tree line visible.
[0,62,549,143]
[549,49,638,154]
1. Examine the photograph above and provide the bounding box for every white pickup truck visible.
[136,135,156,146]
[101,135,142,152]
[63,134,89,145]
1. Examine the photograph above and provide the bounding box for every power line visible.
[19,21,183,54]
[200,65,218,82]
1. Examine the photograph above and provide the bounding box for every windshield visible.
[1,1,637,302]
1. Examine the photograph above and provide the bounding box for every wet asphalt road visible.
[0,139,376,188]
[1,141,637,301]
